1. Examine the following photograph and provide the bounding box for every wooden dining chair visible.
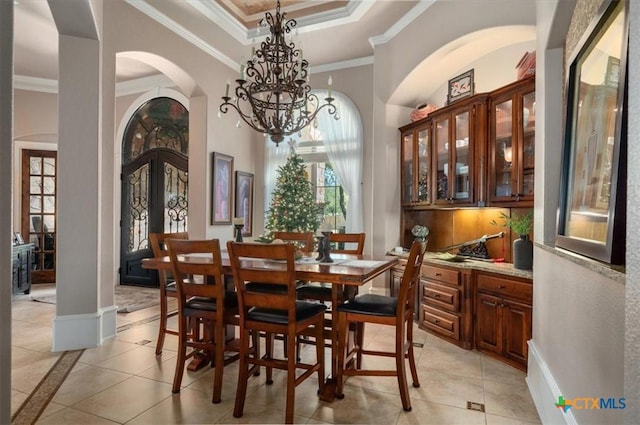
[296,233,366,358]
[335,240,427,412]
[149,231,188,355]
[227,241,326,424]
[272,231,314,252]
[166,238,242,404]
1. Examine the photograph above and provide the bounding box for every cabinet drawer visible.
[423,281,460,313]
[422,264,459,285]
[421,305,460,340]
[477,273,532,303]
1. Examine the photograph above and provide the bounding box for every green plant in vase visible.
[491,210,533,270]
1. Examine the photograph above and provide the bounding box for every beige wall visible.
[527,1,628,424]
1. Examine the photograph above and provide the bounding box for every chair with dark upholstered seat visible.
[335,240,427,412]
[149,231,189,355]
[296,233,366,359]
[167,238,244,404]
[227,241,326,424]
[272,231,314,252]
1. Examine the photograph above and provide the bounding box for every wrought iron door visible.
[119,97,188,286]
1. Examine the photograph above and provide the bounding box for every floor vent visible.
[136,339,152,346]
[467,401,485,412]
[412,342,424,348]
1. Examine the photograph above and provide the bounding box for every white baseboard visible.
[526,340,577,425]
[52,305,118,351]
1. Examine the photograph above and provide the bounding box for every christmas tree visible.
[260,149,320,241]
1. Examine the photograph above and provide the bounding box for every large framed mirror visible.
[556,0,627,265]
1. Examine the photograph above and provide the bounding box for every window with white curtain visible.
[264,90,364,233]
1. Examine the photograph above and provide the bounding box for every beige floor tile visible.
[138,354,212,388]
[312,386,403,424]
[417,345,483,380]
[481,355,528,386]
[37,400,67,419]
[396,398,486,425]
[36,406,121,424]
[10,287,542,425]
[484,379,541,423]
[11,353,61,393]
[92,345,173,375]
[486,412,542,425]
[412,369,485,409]
[70,376,173,423]
[126,388,234,425]
[11,388,29,416]
[79,339,140,365]
[51,365,131,406]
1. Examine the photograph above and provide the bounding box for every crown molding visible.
[369,0,437,47]
[13,75,58,93]
[125,0,236,69]
[14,73,175,97]
[311,56,374,74]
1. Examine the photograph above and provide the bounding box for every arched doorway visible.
[120,97,189,286]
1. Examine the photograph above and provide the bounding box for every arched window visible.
[265,91,363,232]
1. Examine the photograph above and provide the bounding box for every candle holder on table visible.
[315,235,325,261]
[321,231,334,263]
[233,218,244,242]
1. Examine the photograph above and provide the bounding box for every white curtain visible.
[315,90,364,233]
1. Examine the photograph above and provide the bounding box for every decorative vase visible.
[513,235,533,270]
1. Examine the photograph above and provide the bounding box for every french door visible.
[120,149,188,286]
[119,97,189,287]
[21,150,57,284]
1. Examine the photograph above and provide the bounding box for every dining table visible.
[142,249,398,401]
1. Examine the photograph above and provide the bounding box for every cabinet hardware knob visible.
[434,319,440,323]
[434,294,440,298]
[498,285,505,289]
[435,273,442,276]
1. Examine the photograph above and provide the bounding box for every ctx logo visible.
[555,395,626,412]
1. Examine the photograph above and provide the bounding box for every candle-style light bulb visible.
[328,75,333,98]
[225,80,230,97]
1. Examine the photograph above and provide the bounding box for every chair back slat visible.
[227,241,298,316]
[149,232,189,282]
[273,231,314,252]
[166,239,226,314]
[396,240,427,319]
[329,232,365,255]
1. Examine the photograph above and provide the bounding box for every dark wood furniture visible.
[227,242,326,424]
[166,238,242,403]
[12,243,33,295]
[419,263,474,350]
[149,231,188,355]
[475,270,532,370]
[488,77,536,206]
[142,250,398,400]
[335,240,427,412]
[272,231,315,252]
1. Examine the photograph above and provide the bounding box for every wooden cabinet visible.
[419,263,473,349]
[400,121,431,205]
[432,95,487,207]
[12,243,33,295]
[475,270,532,370]
[488,76,535,206]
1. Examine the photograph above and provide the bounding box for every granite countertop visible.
[388,251,533,280]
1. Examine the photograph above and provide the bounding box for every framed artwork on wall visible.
[447,69,475,104]
[234,171,254,236]
[556,0,627,265]
[211,152,234,225]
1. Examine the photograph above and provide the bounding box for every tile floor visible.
[12,284,541,424]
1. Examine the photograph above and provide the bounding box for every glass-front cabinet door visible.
[400,121,431,205]
[488,77,535,206]
[434,102,477,205]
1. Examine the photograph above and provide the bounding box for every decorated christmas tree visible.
[260,149,320,241]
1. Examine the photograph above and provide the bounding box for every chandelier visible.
[219,0,338,146]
